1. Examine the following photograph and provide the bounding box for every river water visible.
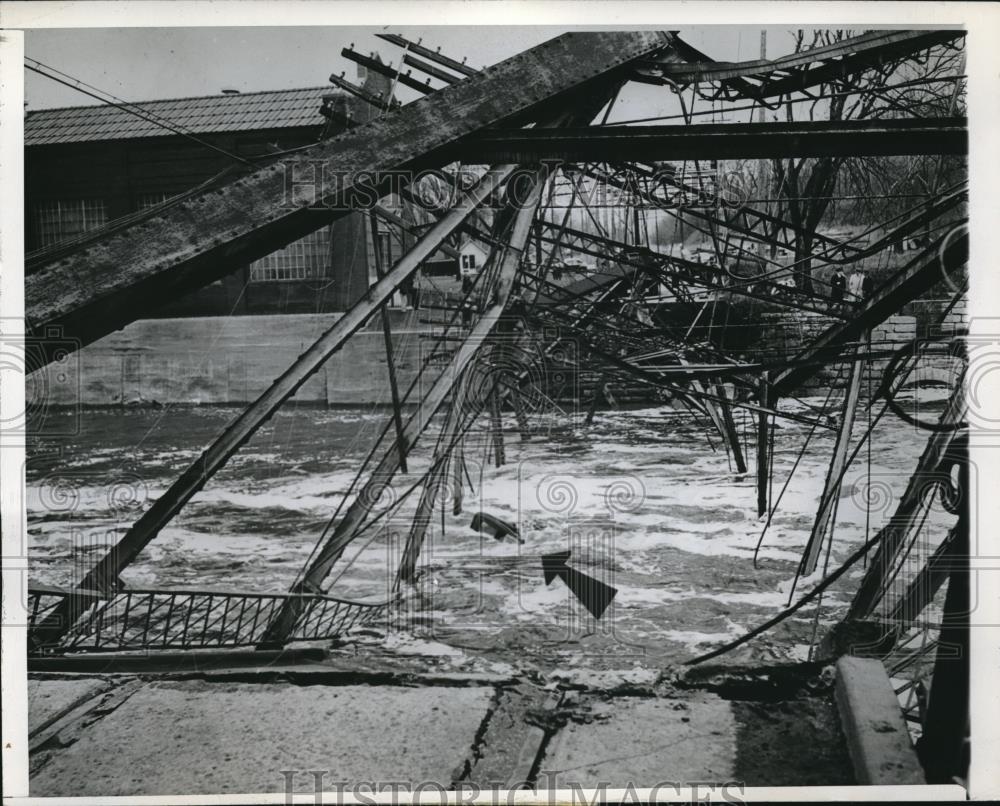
[26,394,953,677]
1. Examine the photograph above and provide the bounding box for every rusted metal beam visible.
[451,118,967,164]
[754,33,964,100]
[26,31,673,361]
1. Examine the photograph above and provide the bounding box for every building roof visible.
[25,85,334,146]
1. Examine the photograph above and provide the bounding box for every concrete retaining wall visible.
[35,311,439,408]
[34,300,945,408]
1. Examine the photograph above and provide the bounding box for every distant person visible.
[847,267,866,303]
[399,275,415,310]
[829,268,846,303]
[861,270,874,300]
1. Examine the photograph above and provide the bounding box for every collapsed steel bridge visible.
[26,27,969,783]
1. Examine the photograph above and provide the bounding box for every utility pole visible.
[757,30,777,259]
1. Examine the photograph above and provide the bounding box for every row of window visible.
[30,197,402,282]
[34,198,108,248]
[248,228,332,281]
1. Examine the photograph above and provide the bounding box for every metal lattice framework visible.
[27,32,968,774]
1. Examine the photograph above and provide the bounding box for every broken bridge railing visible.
[26,585,391,654]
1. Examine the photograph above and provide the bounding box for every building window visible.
[33,198,107,248]
[461,254,477,270]
[376,231,395,267]
[249,227,332,281]
[135,192,173,211]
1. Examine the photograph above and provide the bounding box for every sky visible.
[21,26,805,113]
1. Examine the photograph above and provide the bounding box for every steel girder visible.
[449,118,967,164]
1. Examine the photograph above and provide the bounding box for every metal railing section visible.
[26,586,390,653]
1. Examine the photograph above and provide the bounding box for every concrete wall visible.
[35,300,950,409]
[756,310,918,395]
[36,311,438,408]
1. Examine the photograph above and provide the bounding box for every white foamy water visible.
[26,397,956,672]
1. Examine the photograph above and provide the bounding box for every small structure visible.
[458,238,489,276]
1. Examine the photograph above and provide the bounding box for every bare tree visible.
[758,30,965,291]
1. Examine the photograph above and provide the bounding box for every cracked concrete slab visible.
[31,680,494,796]
[29,678,113,736]
[540,695,737,787]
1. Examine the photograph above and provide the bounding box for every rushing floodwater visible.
[26,394,953,676]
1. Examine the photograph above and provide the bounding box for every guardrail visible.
[27,586,390,653]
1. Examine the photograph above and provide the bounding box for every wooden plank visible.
[26,31,673,358]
